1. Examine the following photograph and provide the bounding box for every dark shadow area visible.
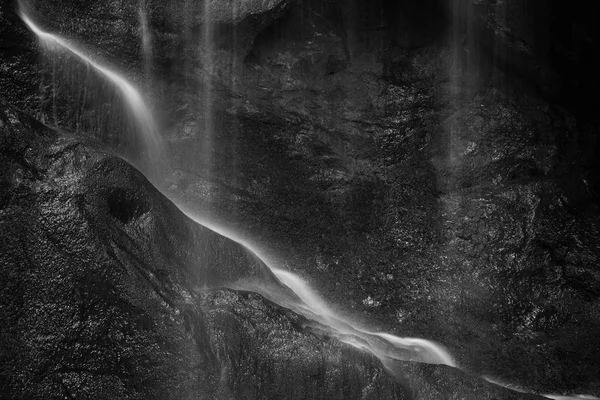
[107,187,147,224]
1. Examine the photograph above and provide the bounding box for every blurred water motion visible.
[19,7,164,178]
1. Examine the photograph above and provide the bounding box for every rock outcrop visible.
[162,0,600,394]
[1,0,599,396]
[0,100,549,399]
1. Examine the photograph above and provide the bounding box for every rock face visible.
[0,0,293,153]
[0,100,548,399]
[163,0,600,394]
[0,0,38,112]
[206,0,293,52]
[1,0,600,397]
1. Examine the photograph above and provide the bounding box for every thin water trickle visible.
[19,6,164,177]
[201,0,215,186]
[138,0,152,81]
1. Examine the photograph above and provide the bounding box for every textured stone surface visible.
[0,100,548,399]
[1,0,600,396]
[207,0,291,24]
[160,0,600,394]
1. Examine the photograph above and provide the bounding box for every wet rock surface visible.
[1,0,600,397]
[0,0,38,111]
[163,0,600,394]
[0,101,547,399]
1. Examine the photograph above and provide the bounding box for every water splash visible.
[19,6,164,176]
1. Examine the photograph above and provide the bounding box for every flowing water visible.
[200,0,215,187]
[138,0,153,82]
[19,3,452,369]
[18,3,600,399]
[171,203,455,367]
[19,7,164,178]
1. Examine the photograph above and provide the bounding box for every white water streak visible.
[484,373,600,399]
[170,202,600,399]
[138,1,152,80]
[171,201,455,367]
[272,267,455,366]
[19,10,163,165]
[18,4,599,398]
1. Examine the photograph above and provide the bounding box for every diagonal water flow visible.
[17,4,453,363]
[17,3,600,399]
[19,7,164,177]
[170,202,456,367]
[167,201,600,400]
[269,267,455,365]
[484,376,600,400]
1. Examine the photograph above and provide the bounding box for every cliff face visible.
[0,100,548,399]
[1,0,599,396]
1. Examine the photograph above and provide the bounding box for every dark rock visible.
[0,0,39,112]
[200,289,544,400]
[2,0,600,396]
[0,100,549,399]
[0,99,290,293]
[199,289,411,400]
[161,1,600,395]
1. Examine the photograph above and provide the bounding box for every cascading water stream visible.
[18,3,450,370]
[169,197,600,400]
[17,4,600,400]
[19,6,164,179]
[170,203,455,367]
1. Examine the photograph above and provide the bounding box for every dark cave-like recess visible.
[107,187,148,224]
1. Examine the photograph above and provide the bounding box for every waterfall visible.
[171,202,456,367]
[17,3,600,399]
[270,267,455,366]
[19,7,164,178]
[170,200,600,400]
[18,3,455,370]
